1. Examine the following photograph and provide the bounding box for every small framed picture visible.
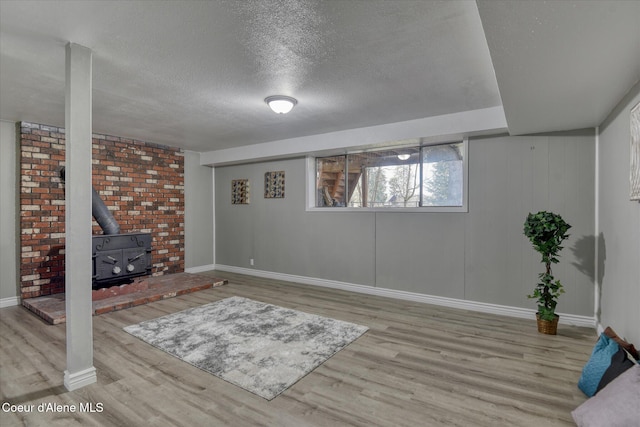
[231,179,250,204]
[264,171,285,198]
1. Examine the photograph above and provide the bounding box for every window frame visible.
[306,138,468,213]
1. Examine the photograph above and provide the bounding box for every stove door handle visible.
[128,253,144,262]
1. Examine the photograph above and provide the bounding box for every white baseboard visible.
[0,296,21,308]
[214,264,596,329]
[184,264,217,274]
[64,366,97,391]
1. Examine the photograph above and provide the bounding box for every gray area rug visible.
[124,296,368,400]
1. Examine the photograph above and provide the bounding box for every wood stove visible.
[60,167,153,287]
[92,233,152,286]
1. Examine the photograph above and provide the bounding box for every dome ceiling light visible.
[265,95,297,114]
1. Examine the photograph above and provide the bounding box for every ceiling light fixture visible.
[397,153,411,161]
[265,95,297,114]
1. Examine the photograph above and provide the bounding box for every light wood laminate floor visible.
[1,271,594,426]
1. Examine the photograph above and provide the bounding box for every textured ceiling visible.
[1,1,638,153]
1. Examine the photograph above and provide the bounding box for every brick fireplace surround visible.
[19,122,185,300]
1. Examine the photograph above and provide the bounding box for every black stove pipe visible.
[91,187,120,235]
[60,167,121,235]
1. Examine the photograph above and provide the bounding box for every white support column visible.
[64,42,97,391]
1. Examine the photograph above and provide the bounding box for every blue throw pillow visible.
[578,334,621,397]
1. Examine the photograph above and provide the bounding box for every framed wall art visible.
[231,179,250,204]
[631,102,640,201]
[264,171,285,198]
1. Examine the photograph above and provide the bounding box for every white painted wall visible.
[597,81,640,345]
[0,120,18,305]
[214,131,596,322]
[200,107,507,167]
[184,150,214,269]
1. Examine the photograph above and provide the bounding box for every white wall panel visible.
[598,82,640,345]
[184,151,214,269]
[214,132,596,317]
[0,121,18,302]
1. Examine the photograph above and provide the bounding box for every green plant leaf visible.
[523,211,571,319]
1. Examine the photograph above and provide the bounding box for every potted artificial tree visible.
[523,211,571,335]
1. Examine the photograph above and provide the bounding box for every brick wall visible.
[20,122,185,299]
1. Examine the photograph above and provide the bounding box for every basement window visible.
[310,139,467,212]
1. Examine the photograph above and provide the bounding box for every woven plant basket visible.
[536,313,559,335]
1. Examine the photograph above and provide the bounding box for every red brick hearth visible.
[22,273,227,325]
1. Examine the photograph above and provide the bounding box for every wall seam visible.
[594,126,601,333]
